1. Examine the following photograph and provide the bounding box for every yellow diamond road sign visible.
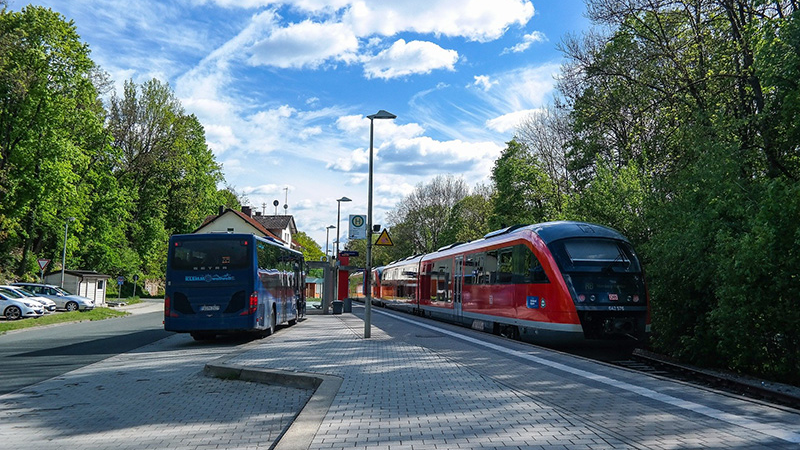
[374,229,394,246]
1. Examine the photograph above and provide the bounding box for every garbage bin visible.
[332,300,343,315]
[343,297,352,313]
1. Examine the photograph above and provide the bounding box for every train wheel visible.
[498,325,520,340]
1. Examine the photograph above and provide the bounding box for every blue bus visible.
[164,233,305,340]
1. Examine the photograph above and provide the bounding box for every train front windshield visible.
[557,239,641,273]
[549,238,646,305]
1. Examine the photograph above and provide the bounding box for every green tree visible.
[387,174,469,254]
[560,0,800,382]
[439,184,493,245]
[490,140,561,229]
[107,79,225,278]
[293,231,324,263]
[0,5,109,277]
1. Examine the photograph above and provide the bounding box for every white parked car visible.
[10,283,94,311]
[0,285,57,312]
[0,290,44,320]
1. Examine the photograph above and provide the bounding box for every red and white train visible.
[349,221,650,346]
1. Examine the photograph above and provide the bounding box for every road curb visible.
[204,363,343,450]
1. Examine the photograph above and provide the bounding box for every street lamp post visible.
[325,225,336,259]
[60,217,76,288]
[335,196,352,259]
[333,196,352,308]
[364,109,396,338]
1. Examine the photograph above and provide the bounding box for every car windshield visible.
[14,288,35,297]
[0,287,24,299]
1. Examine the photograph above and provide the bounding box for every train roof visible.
[521,221,631,245]
[419,221,631,261]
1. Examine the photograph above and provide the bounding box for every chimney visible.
[242,206,252,217]
[218,206,225,216]
[255,211,262,216]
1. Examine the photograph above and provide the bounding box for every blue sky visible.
[22,0,590,249]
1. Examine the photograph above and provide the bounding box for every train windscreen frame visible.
[549,238,642,274]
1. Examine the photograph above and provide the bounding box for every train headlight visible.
[578,294,586,302]
[633,294,640,303]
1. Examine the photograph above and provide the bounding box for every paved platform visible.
[2,305,799,449]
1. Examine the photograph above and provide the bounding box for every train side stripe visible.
[374,307,800,444]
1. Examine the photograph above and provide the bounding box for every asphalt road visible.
[0,305,171,396]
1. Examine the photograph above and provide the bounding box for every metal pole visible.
[365,117,374,338]
[60,218,73,288]
[336,201,342,259]
[325,227,331,258]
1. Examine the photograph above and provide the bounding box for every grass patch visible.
[0,307,129,334]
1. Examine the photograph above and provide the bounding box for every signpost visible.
[133,274,139,298]
[348,214,366,240]
[374,229,394,247]
[117,276,124,301]
[37,259,50,282]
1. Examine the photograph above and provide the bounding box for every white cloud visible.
[299,126,323,139]
[364,39,459,79]
[486,108,542,133]
[249,20,359,68]
[502,30,547,54]
[471,75,497,92]
[345,1,534,42]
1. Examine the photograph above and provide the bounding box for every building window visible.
[98,280,104,289]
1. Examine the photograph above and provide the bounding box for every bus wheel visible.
[267,308,276,336]
[191,332,215,341]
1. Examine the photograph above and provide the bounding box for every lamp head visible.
[337,196,352,203]
[367,110,396,120]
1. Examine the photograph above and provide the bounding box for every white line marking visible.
[375,308,800,444]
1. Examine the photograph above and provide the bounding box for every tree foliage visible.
[0,6,230,284]
[556,0,800,383]
[387,174,469,254]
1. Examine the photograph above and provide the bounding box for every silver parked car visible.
[10,283,95,312]
[0,285,57,312]
[0,290,44,320]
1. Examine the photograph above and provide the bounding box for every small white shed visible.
[44,270,111,307]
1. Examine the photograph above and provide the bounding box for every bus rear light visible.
[165,295,178,317]
[577,294,586,302]
[241,291,258,315]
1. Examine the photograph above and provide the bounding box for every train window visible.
[432,259,452,302]
[497,248,514,283]
[464,253,481,285]
[483,251,498,284]
[513,244,549,283]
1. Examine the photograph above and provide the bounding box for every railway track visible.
[610,350,800,411]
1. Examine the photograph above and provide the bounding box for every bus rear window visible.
[171,240,250,270]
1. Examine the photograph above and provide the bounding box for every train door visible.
[454,255,463,319]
